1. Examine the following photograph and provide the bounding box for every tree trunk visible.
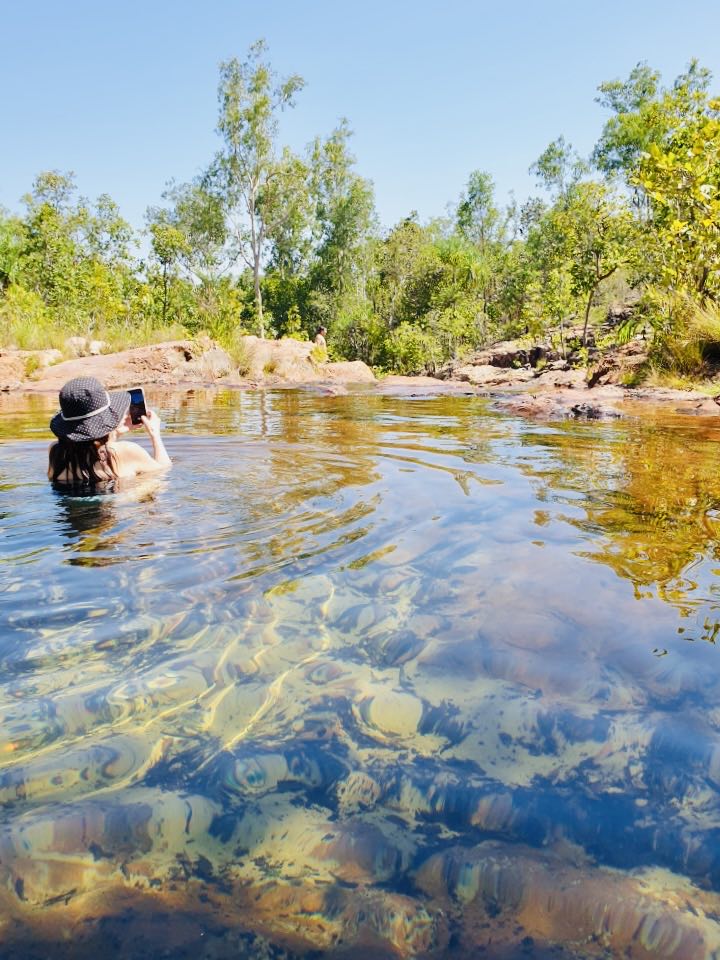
[162,263,168,327]
[254,260,264,339]
[249,195,264,338]
[582,288,594,346]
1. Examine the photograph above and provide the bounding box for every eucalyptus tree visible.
[211,40,304,337]
[149,181,227,284]
[455,170,509,316]
[148,223,191,326]
[307,120,375,329]
[261,147,315,280]
[257,148,317,338]
[456,170,502,252]
[593,60,712,180]
[20,172,86,313]
[369,215,429,330]
[531,137,587,197]
[527,140,639,345]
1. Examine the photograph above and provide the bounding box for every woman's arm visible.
[111,410,171,476]
[139,410,172,469]
[47,442,57,479]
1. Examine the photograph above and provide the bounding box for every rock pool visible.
[2,387,720,958]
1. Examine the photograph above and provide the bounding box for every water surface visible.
[2,387,720,958]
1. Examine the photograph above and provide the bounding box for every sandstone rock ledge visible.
[4,334,720,422]
[3,336,376,394]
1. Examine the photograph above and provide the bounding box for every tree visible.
[633,99,720,300]
[561,182,637,342]
[531,137,586,197]
[85,194,133,267]
[593,60,713,181]
[528,138,639,344]
[17,171,135,329]
[455,170,509,316]
[261,147,314,279]
[149,180,227,284]
[212,40,304,337]
[456,170,502,252]
[516,181,637,346]
[149,223,191,325]
[0,210,25,291]
[307,121,375,329]
[369,215,428,329]
[20,171,86,314]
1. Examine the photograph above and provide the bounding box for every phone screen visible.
[128,388,147,425]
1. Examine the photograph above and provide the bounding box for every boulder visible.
[0,348,62,389]
[65,336,88,357]
[452,363,536,386]
[65,337,107,357]
[240,336,374,384]
[533,368,588,389]
[587,340,649,387]
[440,339,561,381]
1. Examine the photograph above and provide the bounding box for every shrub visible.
[644,291,720,378]
[383,323,441,375]
[0,284,61,349]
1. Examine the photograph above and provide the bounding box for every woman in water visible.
[48,376,171,487]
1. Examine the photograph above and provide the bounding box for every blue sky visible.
[3,0,720,234]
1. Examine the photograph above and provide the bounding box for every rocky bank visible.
[2,333,719,421]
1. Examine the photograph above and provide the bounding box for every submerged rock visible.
[415,841,720,959]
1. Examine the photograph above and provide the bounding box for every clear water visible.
[2,387,720,959]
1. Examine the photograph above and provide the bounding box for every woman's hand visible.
[140,410,163,439]
[140,409,171,468]
[140,409,163,439]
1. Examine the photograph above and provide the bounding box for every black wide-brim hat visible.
[50,376,131,442]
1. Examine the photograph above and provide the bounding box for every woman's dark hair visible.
[49,436,119,485]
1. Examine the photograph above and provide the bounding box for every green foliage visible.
[309,343,328,364]
[642,291,720,377]
[632,100,720,299]
[2,53,719,388]
[307,120,376,331]
[0,211,26,290]
[284,304,305,339]
[0,284,59,349]
[261,272,309,338]
[149,181,226,283]
[382,322,441,375]
[456,170,502,250]
[330,300,387,367]
[23,354,42,378]
[531,137,587,195]
[593,60,711,176]
[215,327,252,375]
[212,40,304,337]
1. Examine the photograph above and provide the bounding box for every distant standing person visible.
[314,326,327,350]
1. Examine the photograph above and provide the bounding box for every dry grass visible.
[648,293,720,380]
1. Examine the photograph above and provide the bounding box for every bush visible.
[0,284,62,349]
[644,291,720,378]
[383,323,441,375]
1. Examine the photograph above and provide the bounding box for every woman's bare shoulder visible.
[108,439,164,475]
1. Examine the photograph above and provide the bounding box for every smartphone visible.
[128,387,147,425]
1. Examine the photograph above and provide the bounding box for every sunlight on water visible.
[2,387,720,958]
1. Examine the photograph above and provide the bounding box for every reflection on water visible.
[2,388,720,958]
